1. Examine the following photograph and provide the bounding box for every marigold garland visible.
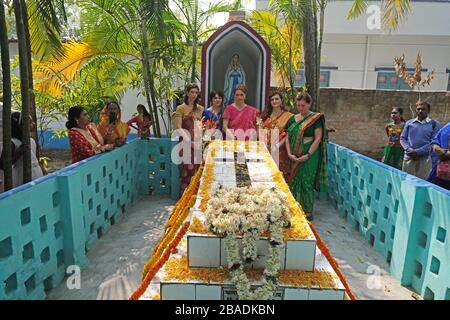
[130,221,190,300]
[130,141,357,300]
[151,293,160,300]
[189,216,210,234]
[308,222,358,300]
[162,255,339,289]
[136,164,204,285]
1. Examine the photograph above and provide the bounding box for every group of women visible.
[66,102,131,163]
[173,83,327,220]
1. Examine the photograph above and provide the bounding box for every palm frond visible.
[27,0,66,60]
[383,0,412,31]
[346,0,368,20]
[34,41,96,96]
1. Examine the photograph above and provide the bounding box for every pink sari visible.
[223,104,259,140]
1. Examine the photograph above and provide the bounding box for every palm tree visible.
[301,0,318,110]
[13,0,32,183]
[20,0,67,158]
[172,0,234,84]
[1,0,13,190]
[347,0,412,31]
[269,0,328,111]
[79,0,180,137]
[248,9,303,109]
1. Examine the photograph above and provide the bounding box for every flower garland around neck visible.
[205,185,292,300]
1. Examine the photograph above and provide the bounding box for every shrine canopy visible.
[201,20,271,110]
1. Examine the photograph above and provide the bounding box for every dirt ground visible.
[40,148,72,173]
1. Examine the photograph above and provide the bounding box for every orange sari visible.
[97,106,130,145]
[262,111,293,181]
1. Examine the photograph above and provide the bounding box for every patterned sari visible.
[263,111,293,181]
[287,112,328,215]
[382,122,404,169]
[172,103,204,193]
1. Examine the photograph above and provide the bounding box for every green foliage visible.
[347,0,412,31]
[248,9,303,109]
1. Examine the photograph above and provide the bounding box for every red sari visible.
[68,124,103,163]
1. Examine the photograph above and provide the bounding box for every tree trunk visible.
[0,1,13,190]
[139,17,161,137]
[20,0,39,157]
[190,37,198,83]
[302,0,318,111]
[13,0,32,183]
[148,74,162,136]
[316,3,325,112]
[313,2,320,112]
[287,23,297,109]
[190,1,199,83]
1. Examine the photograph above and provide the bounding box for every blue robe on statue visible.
[224,65,246,105]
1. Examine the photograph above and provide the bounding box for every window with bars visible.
[294,70,331,88]
[376,72,412,90]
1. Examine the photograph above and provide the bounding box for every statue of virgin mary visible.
[223,53,246,105]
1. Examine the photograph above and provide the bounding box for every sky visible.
[202,0,256,26]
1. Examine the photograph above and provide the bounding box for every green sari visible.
[287,112,328,214]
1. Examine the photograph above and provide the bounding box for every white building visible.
[256,0,450,91]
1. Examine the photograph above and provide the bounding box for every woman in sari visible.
[98,102,130,147]
[203,90,224,131]
[260,92,293,181]
[67,106,114,163]
[381,107,405,169]
[286,93,328,221]
[427,122,450,190]
[222,84,260,140]
[172,83,204,193]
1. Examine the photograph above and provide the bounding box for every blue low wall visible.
[0,138,179,299]
[328,143,450,300]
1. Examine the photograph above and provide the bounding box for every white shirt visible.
[412,117,432,124]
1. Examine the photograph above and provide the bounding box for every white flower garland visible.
[205,186,291,300]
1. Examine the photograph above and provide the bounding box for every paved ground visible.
[313,200,415,300]
[47,195,174,300]
[47,196,416,300]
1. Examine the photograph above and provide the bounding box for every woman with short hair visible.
[286,93,328,221]
[203,90,224,131]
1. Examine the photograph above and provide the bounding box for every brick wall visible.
[319,89,450,159]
